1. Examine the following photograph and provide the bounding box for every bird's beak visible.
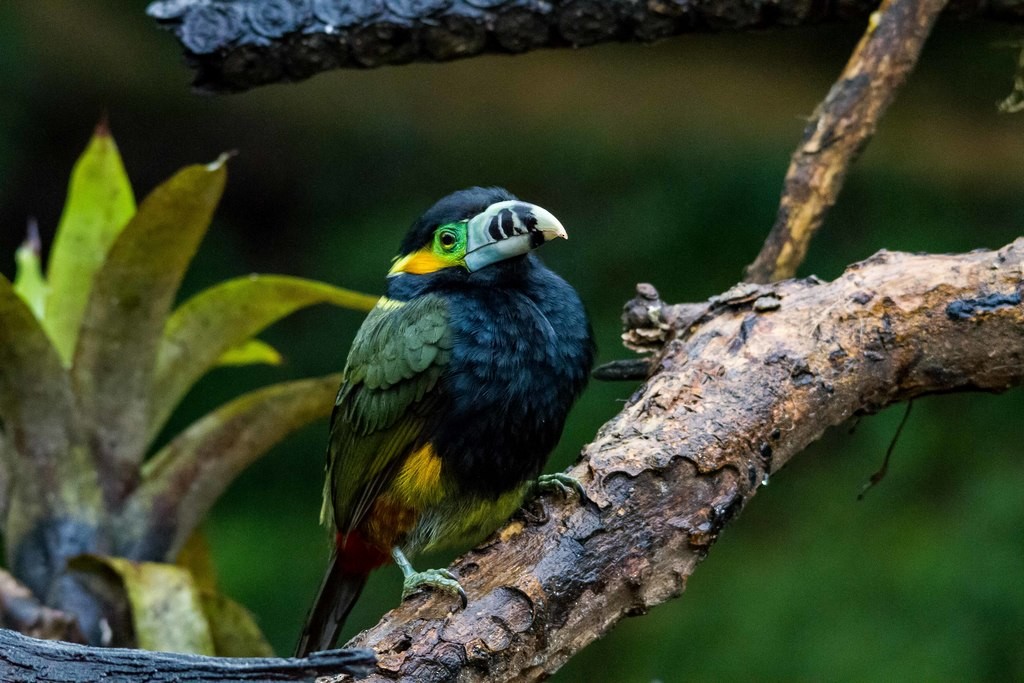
[463,200,567,272]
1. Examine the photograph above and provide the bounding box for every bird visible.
[295,187,594,656]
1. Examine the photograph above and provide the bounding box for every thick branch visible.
[744,0,946,283]
[146,0,1024,92]
[0,628,375,682]
[344,239,1024,681]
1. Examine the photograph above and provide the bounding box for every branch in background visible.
[743,0,947,283]
[145,0,1023,92]
[0,627,375,682]
[342,240,1024,682]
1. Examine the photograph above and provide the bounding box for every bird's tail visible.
[294,550,368,657]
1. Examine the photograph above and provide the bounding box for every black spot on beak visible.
[499,208,516,237]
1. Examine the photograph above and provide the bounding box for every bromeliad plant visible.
[0,124,377,654]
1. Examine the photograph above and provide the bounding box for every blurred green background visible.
[1,2,1023,679]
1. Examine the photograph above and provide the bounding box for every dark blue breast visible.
[435,261,593,497]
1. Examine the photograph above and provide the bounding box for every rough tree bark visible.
[144,0,1024,92]
[344,240,1024,682]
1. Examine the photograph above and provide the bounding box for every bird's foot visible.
[535,473,587,501]
[401,568,468,607]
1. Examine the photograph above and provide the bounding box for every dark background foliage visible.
[1,2,1022,679]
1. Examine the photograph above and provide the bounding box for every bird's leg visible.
[391,547,468,607]
[535,472,587,501]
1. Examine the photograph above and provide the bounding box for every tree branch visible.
[145,0,1024,92]
[744,0,948,284]
[342,239,1024,681]
[0,627,375,682]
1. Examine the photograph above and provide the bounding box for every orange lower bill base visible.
[388,248,461,275]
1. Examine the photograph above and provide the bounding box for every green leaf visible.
[126,374,341,561]
[72,155,227,482]
[149,275,376,443]
[13,222,48,320]
[0,275,99,551]
[45,124,136,364]
[201,592,275,657]
[71,555,215,655]
[216,338,283,368]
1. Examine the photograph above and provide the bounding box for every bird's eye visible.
[439,231,457,250]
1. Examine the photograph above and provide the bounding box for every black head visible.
[398,187,516,256]
[387,186,568,290]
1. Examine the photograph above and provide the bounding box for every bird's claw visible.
[536,473,587,501]
[401,568,468,608]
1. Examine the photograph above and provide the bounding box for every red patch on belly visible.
[336,530,390,574]
[336,496,418,573]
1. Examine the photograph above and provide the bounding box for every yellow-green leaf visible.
[128,374,341,560]
[45,124,136,364]
[216,338,283,368]
[201,593,275,657]
[71,555,215,655]
[73,155,227,475]
[13,223,48,320]
[149,275,376,443]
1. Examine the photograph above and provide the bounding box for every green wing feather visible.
[323,295,452,536]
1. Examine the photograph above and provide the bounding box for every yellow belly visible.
[360,442,531,556]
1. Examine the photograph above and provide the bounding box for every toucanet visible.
[295,187,594,655]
